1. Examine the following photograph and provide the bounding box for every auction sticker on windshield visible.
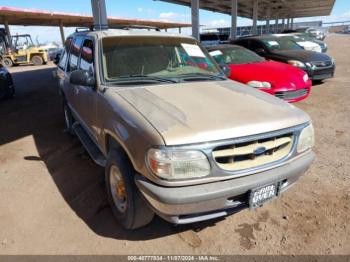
[209,50,223,57]
[182,43,206,58]
[267,41,279,46]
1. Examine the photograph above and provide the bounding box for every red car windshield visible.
[209,47,265,65]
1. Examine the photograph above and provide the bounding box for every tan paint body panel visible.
[116,80,310,146]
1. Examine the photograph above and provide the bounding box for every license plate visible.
[249,184,278,208]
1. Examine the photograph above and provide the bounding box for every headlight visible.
[332,58,336,65]
[303,74,309,82]
[288,60,306,68]
[147,148,210,180]
[297,124,315,153]
[247,81,272,89]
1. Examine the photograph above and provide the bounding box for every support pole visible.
[266,8,271,34]
[275,17,279,33]
[179,27,182,34]
[230,0,238,40]
[4,19,12,48]
[252,0,259,35]
[59,22,65,46]
[191,0,200,40]
[291,18,294,29]
[91,0,108,30]
[287,18,290,29]
[282,18,285,30]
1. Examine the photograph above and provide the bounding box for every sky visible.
[1,0,350,45]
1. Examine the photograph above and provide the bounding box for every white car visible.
[273,34,322,53]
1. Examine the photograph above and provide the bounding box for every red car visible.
[207,45,312,103]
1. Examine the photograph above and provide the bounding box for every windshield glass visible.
[261,37,303,51]
[209,47,265,65]
[101,36,222,83]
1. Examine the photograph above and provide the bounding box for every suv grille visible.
[212,134,294,171]
[311,60,332,68]
[275,89,308,100]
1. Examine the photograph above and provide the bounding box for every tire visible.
[3,58,13,68]
[31,55,44,66]
[105,149,154,230]
[63,101,75,135]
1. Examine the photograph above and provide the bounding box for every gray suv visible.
[56,28,315,230]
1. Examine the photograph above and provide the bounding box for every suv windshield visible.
[261,37,303,51]
[101,36,223,83]
[209,47,265,65]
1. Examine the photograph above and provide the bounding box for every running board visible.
[72,122,106,167]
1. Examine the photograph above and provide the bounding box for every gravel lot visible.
[0,34,349,255]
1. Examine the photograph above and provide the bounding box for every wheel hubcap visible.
[110,165,127,213]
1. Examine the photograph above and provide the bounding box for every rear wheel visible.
[31,55,44,66]
[3,58,13,68]
[105,149,154,230]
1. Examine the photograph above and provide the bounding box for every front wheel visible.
[3,58,13,68]
[105,149,154,230]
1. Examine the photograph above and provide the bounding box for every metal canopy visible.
[159,0,336,19]
[0,6,191,29]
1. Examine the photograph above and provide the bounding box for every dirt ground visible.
[0,34,349,255]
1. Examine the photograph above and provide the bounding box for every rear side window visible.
[79,39,94,75]
[67,36,83,72]
[58,38,72,70]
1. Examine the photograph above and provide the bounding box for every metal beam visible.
[230,0,238,40]
[91,0,108,30]
[191,0,200,40]
[4,19,12,49]
[252,0,258,35]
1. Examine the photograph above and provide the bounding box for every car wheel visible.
[105,149,154,230]
[3,58,13,68]
[63,101,75,135]
[31,55,44,66]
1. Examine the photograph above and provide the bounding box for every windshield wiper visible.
[110,75,178,84]
[178,73,226,81]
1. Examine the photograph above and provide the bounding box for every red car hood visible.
[229,61,308,90]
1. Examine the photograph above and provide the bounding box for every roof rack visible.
[75,26,94,33]
[109,25,161,31]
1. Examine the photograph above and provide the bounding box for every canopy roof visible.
[0,6,191,29]
[159,0,336,19]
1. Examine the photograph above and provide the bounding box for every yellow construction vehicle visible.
[1,32,48,67]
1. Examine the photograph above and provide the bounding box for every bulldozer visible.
[0,29,48,67]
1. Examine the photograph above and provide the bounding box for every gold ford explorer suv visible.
[56,29,315,230]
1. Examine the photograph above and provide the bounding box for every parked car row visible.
[0,62,15,100]
[55,28,316,230]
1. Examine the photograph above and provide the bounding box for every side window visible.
[58,38,72,70]
[250,40,265,52]
[67,36,83,72]
[79,39,94,76]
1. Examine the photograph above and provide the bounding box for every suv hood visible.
[116,80,310,146]
[271,49,330,62]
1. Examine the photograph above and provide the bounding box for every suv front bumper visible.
[135,151,314,224]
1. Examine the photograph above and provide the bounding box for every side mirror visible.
[53,54,61,65]
[255,48,266,55]
[70,70,96,88]
[220,64,231,77]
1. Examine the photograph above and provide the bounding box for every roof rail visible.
[109,25,161,31]
[75,26,94,33]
